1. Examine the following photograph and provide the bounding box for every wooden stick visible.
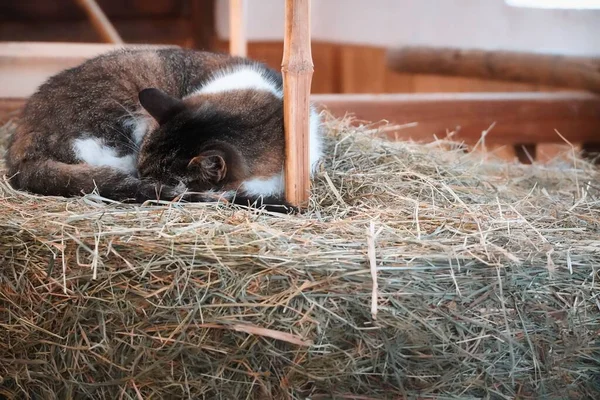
[75,0,124,44]
[282,0,313,208]
[387,46,600,93]
[228,0,247,57]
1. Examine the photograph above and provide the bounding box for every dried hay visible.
[0,114,599,399]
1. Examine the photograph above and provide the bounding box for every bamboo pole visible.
[74,0,123,44]
[229,0,247,57]
[282,0,313,208]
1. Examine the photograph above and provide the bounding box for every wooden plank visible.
[4,93,599,147]
[0,41,131,59]
[0,18,192,46]
[0,0,187,21]
[0,39,585,96]
[312,92,600,145]
[0,41,344,98]
[0,42,177,98]
[282,0,313,208]
[339,45,388,93]
[0,40,338,100]
[412,74,541,93]
[4,92,599,147]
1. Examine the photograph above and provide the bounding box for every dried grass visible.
[0,114,599,399]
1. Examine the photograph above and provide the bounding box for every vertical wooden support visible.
[229,0,247,57]
[282,0,313,208]
[74,0,123,44]
[191,0,217,51]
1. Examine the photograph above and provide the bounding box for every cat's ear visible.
[187,150,227,183]
[139,88,185,124]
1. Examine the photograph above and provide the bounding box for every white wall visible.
[215,0,600,57]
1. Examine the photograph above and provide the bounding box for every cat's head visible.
[136,87,283,192]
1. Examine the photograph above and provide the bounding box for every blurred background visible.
[1,0,599,94]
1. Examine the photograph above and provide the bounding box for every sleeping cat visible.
[5,48,323,212]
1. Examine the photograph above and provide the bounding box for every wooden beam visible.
[74,0,124,44]
[311,92,600,145]
[282,0,313,208]
[0,42,177,98]
[4,93,599,146]
[0,18,193,47]
[387,47,600,93]
[228,0,247,57]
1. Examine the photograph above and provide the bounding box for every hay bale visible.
[0,115,599,399]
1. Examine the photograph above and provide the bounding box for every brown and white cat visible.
[5,48,323,212]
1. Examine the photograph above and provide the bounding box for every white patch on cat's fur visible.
[73,137,136,174]
[242,172,284,197]
[122,116,151,146]
[187,65,282,99]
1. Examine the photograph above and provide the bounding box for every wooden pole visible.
[387,46,600,93]
[75,0,124,44]
[229,0,247,57]
[282,0,313,208]
[191,0,217,51]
